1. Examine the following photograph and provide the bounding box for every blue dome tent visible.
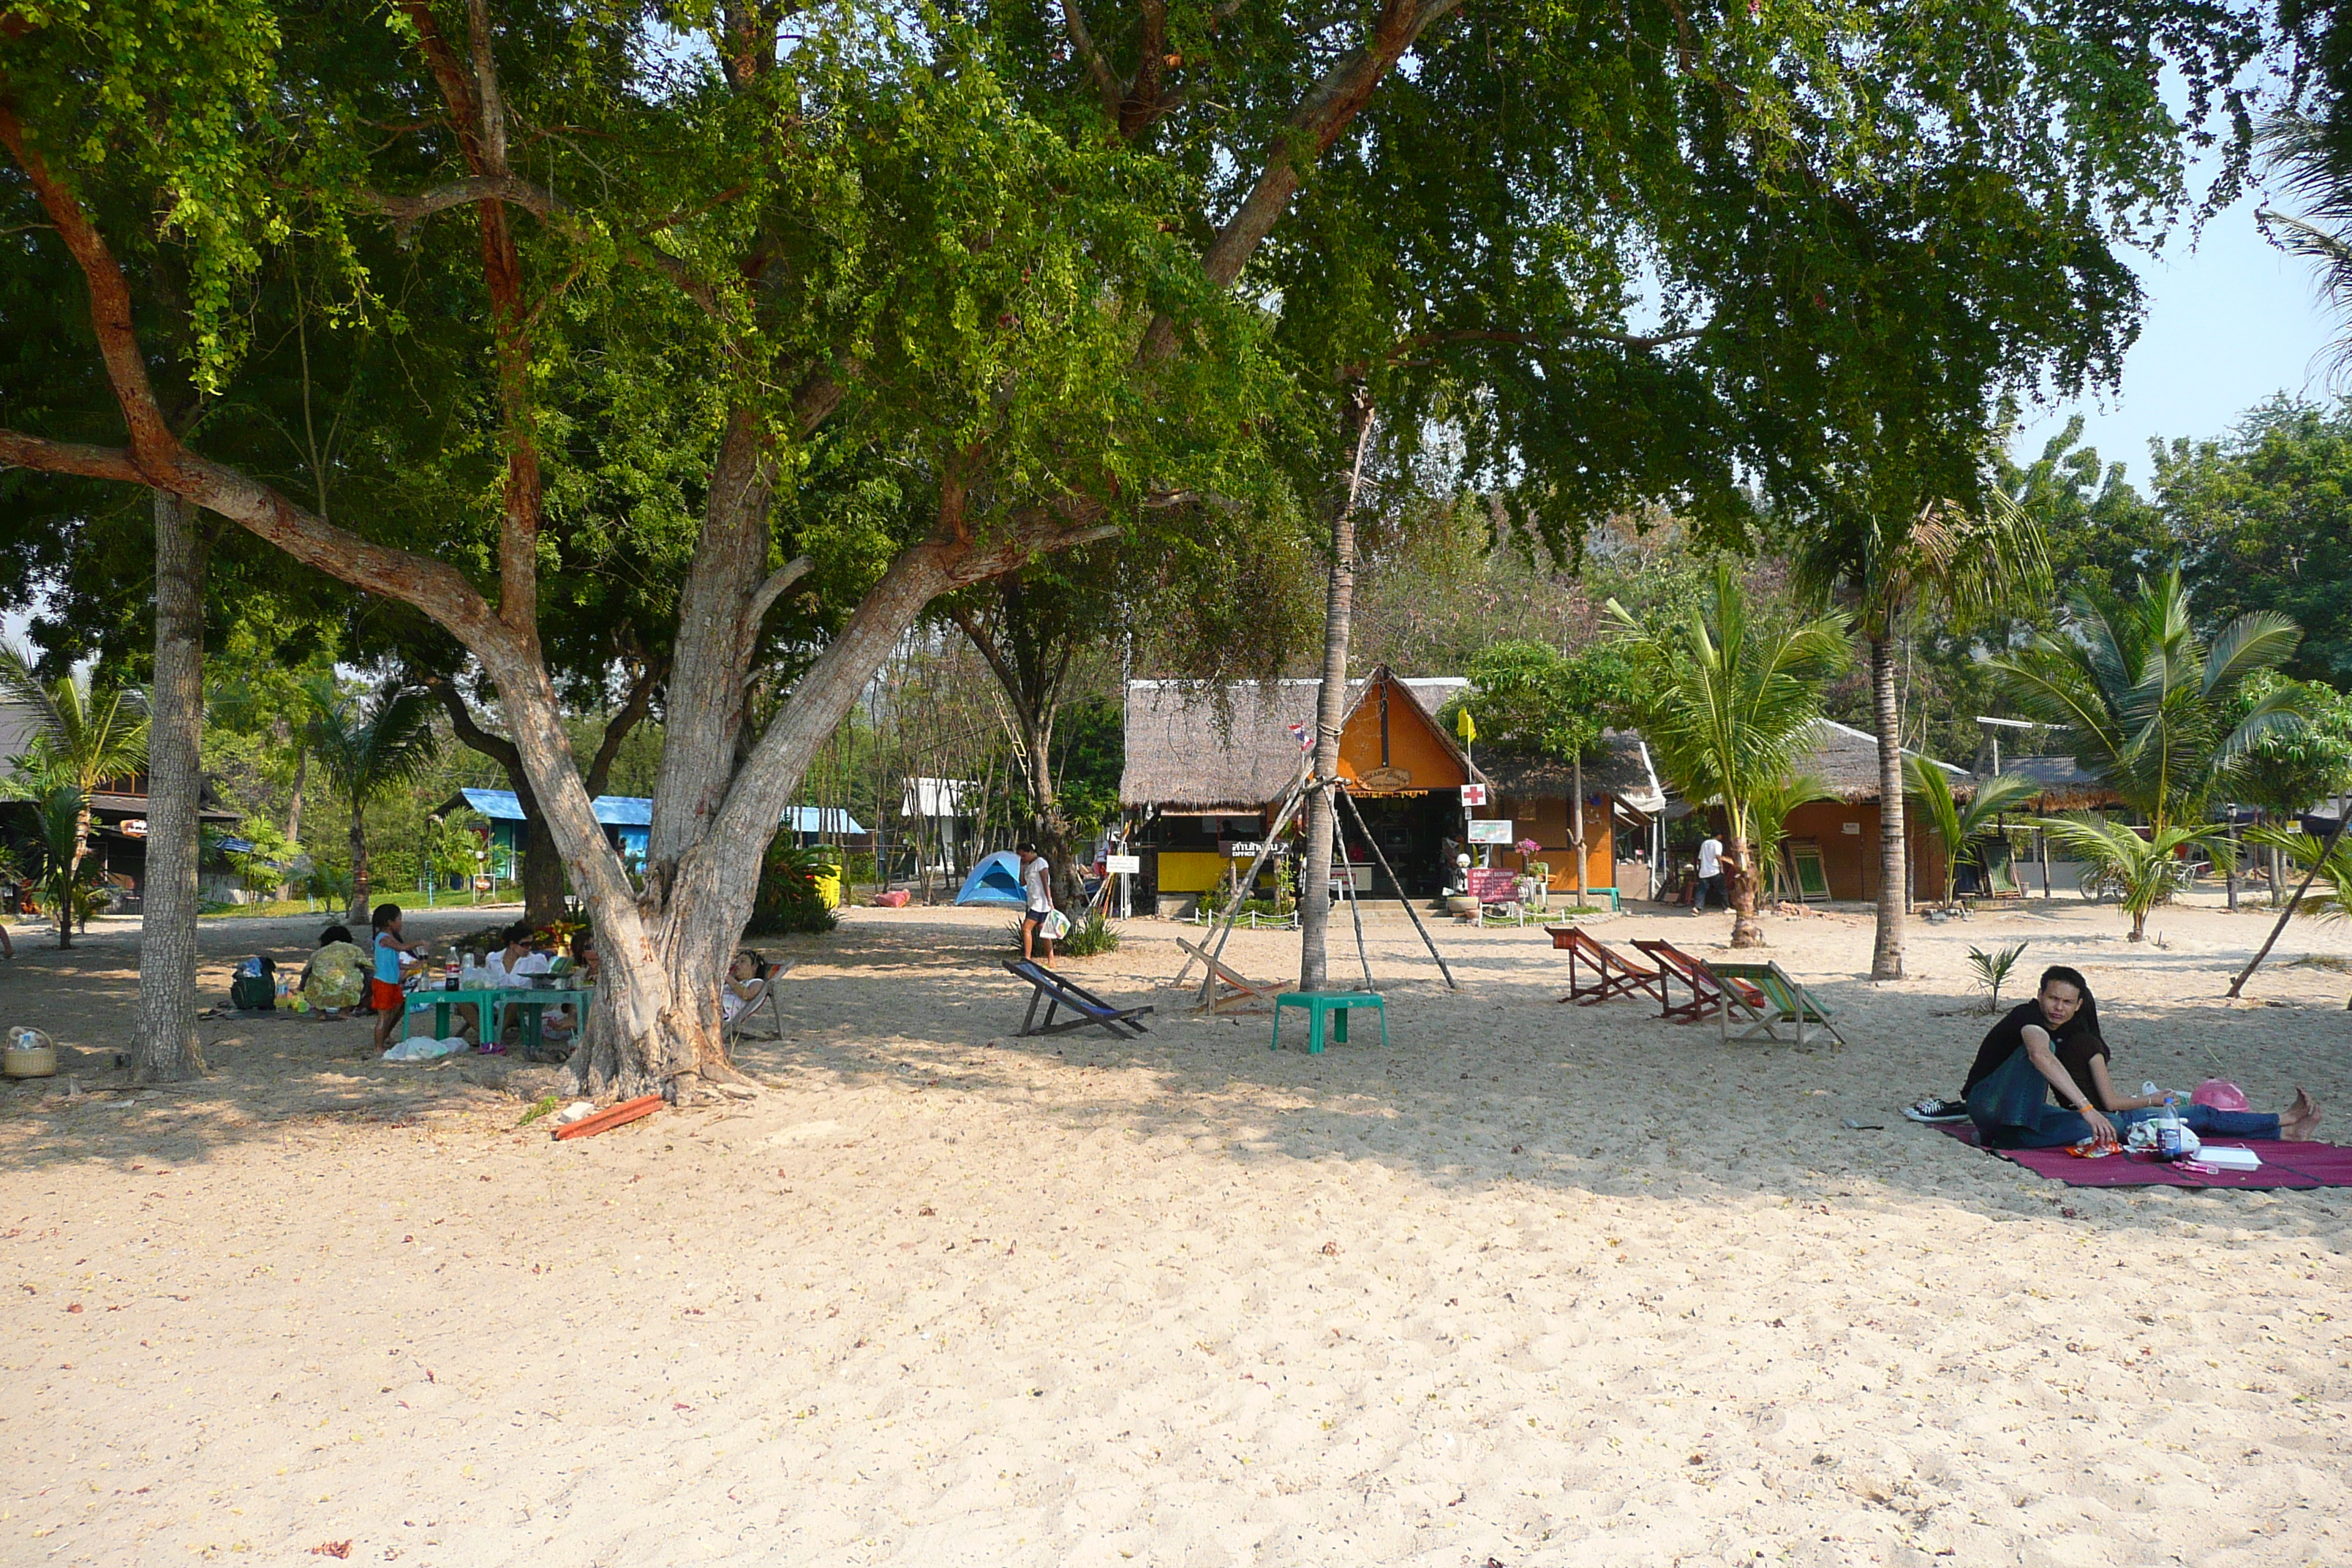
[955,850,1027,908]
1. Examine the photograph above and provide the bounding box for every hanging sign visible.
[1459,784,1488,807]
[1466,818,1515,845]
[121,818,148,838]
[1105,853,1142,874]
[1360,766,1413,791]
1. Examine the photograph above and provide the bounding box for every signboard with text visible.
[1466,818,1515,845]
[1105,854,1142,874]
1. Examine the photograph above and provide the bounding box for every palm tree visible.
[0,644,150,946]
[2035,813,2220,943]
[1607,562,1851,947]
[1988,571,2304,834]
[1750,773,1834,902]
[304,680,440,924]
[1901,759,2043,911]
[2257,110,2352,366]
[1793,492,2050,981]
[2241,824,2352,923]
[26,783,110,949]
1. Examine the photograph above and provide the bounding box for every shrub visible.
[1062,908,1120,956]
[749,844,838,935]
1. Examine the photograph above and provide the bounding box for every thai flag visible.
[1288,723,1311,750]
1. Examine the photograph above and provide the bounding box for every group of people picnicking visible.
[1907,964,2323,1150]
[286,900,791,1060]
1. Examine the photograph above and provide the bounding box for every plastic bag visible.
[1040,909,1071,941]
[381,1036,470,1063]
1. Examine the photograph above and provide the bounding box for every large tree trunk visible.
[1572,750,1588,908]
[1868,635,1906,980]
[135,491,208,1083]
[1299,396,1374,992]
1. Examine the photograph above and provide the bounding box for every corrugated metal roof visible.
[446,788,863,834]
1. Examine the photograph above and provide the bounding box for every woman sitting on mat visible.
[1963,965,2321,1149]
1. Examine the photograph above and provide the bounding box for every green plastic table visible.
[1271,990,1387,1053]
[402,985,587,1058]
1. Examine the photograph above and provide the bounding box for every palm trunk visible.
[1299,395,1374,993]
[284,743,305,845]
[346,802,370,926]
[1868,636,1906,980]
[136,491,208,1082]
[1727,828,1764,947]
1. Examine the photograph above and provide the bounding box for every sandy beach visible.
[4,894,2349,1567]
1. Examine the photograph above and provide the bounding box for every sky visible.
[2011,181,2340,486]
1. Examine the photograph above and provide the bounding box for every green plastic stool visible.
[1272,990,1387,1053]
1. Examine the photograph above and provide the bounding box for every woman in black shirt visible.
[1964,965,2321,1149]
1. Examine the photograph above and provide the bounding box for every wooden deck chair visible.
[1786,840,1831,903]
[1629,938,1768,1025]
[1003,959,1154,1040]
[1545,925,1664,1007]
[1979,839,2021,897]
[721,959,794,1045]
[1702,959,1847,1047]
[1174,937,1281,1014]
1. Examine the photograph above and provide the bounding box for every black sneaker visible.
[1903,1098,1969,1125]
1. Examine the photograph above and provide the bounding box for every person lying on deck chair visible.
[1956,965,2322,1150]
[722,950,766,1025]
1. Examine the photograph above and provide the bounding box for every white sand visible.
[4,894,2351,1566]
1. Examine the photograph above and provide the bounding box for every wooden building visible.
[1471,732,1667,897]
[1770,720,1969,902]
[1120,669,1484,910]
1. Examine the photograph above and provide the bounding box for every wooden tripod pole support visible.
[1338,785,1460,990]
[1174,762,1311,998]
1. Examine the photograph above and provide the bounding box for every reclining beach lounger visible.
[1546,925,1664,1007]
[1173,937,1281,1014]
[1629,938,1768,1025]
[1703,960,1847,1048]
[1003,959,1154,1040]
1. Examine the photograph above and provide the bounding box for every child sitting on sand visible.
[1961,965,2321,1150]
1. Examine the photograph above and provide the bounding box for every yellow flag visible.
[1455,706,1476,745]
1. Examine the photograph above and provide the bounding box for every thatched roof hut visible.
[1793,719,1970,802]
[1469,731,1666,813]
[1999,754,2124,812]
[1119,671,1476,811]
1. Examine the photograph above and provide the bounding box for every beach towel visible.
[1936,1121,2352,1191]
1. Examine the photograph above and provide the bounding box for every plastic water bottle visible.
[444,951,460,992]
[2157,1094,2185,1161]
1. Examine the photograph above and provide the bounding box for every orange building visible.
[1120,669,1487,909]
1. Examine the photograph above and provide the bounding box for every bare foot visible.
[2281,1092,2323,1142]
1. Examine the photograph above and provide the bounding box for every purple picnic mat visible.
[1934,1121,2352,1190]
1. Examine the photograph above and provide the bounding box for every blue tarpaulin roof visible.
[449,788,863,834]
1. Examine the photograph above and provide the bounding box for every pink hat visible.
[2190,1079,2250,1112]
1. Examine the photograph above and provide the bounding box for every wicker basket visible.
[3,1027,57,1079]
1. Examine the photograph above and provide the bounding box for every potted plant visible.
[1518,838,1550,911]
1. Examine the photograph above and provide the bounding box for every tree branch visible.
[584,657,663,799]
[0,429,150,485]
[1139,0,1463,361]
[1058,0,1122,123]
[0,99,177,462]
[423,674,526,780]
[1339,324,1705,381]
[745,556,815,637]
[361,175,560,244]
[1196,0,1464,290]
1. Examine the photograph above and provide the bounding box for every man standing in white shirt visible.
[1695,832,1725,913]
[1017,844,1057,962]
